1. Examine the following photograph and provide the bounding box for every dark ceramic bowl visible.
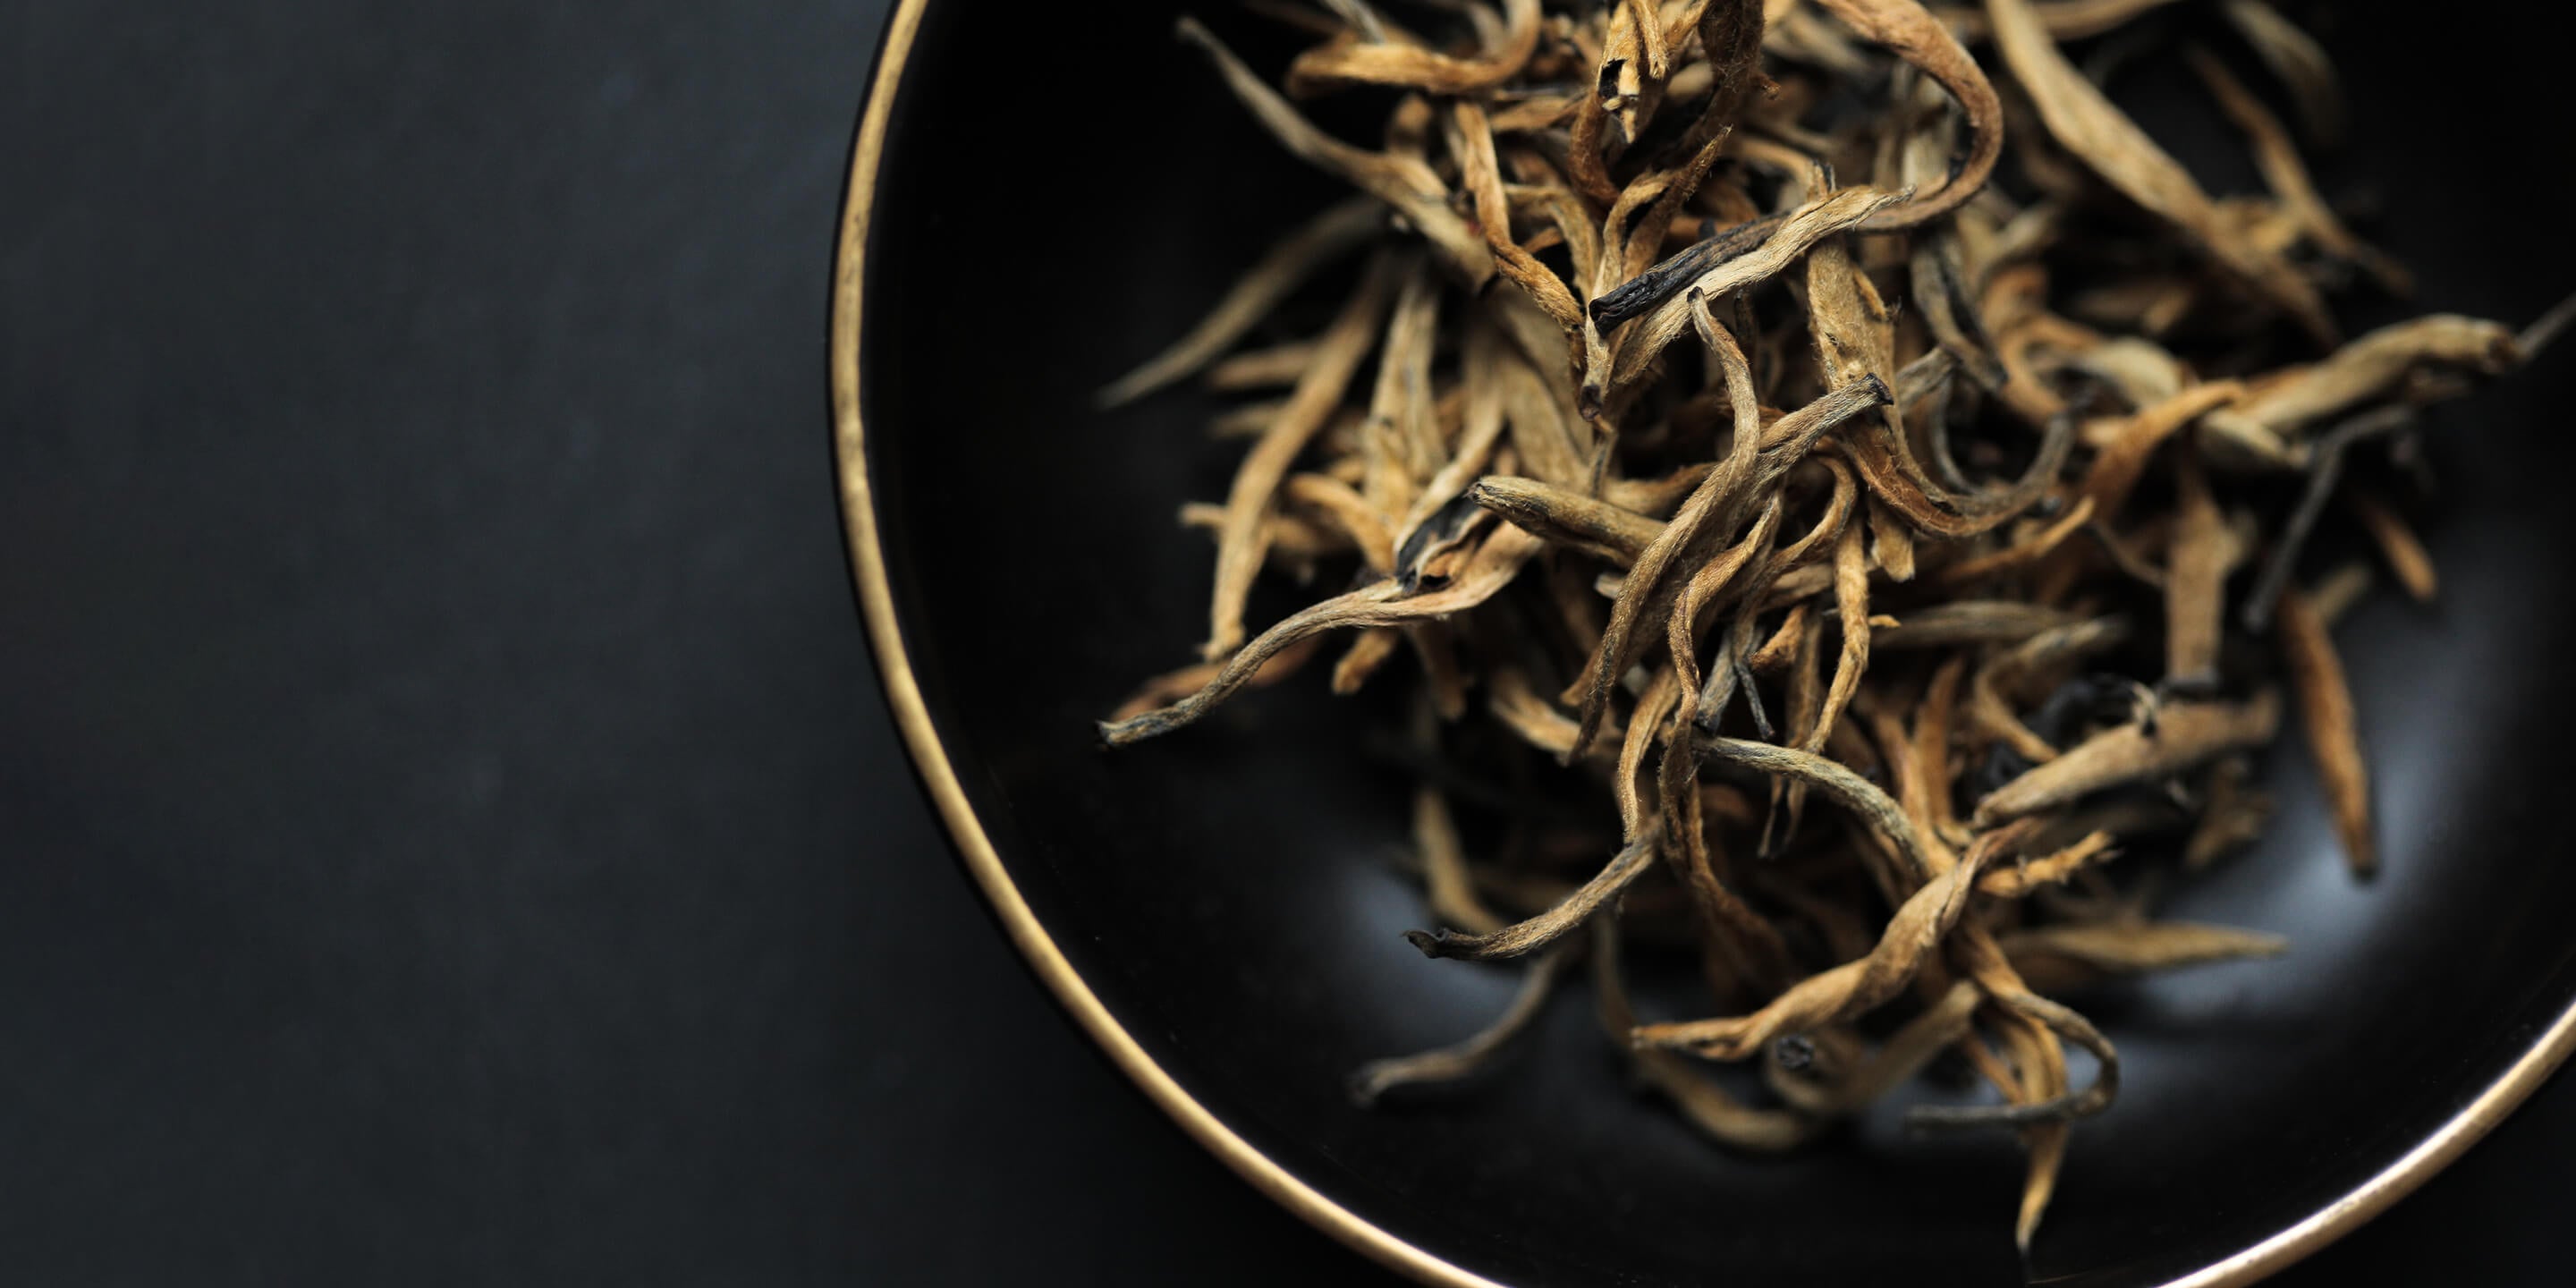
[831,4,2576,1284]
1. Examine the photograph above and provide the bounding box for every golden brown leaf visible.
[1984,0,2336,345]
[2275,587,2374,875]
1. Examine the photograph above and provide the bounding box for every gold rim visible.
[827,5,2576,1284]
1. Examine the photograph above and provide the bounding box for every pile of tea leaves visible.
[1096,0,2565,1250]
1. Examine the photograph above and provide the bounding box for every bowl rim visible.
[827,3,2576,1282]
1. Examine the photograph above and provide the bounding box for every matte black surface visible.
[1,0,2570,1284]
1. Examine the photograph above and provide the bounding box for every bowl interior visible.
[855,5,2576,1284]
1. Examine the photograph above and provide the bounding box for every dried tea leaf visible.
[1967,614,2131,763]
[1291,0,1543,96]
[1984,0,2336,345]
[1453,104,1589,337]
[1178,18,1495,285]
[1097,196,1383,407]
[2075,380,2245,522]
[1699,734,1936,878]
[1875,600,2080,649]
[1108,525,1544,745]
[1975,830,2119,898]
[1934,494,2095,585]
[1202,252,1403,659]
[2162,449,2233,688]
[1180,501,1348,564]
[1572,374,1891,755]
[2240,404,2416,632]
[2306,560,2373,627]
[1413,784,1505,938]
[1632,826,2017,1056]
[1908,926,2119,1132]
[1471,476,1664,564]
[2343,487,2437,603]
[1111,635,1326,723]
[1498,339,1593,487]
[1944,0,2188,42]
[1811,0,2004,229]
[1405,826,1664,961]
[1792,980,1983,1114]
[2275,587,2374,875]
[1974,691,2281,826]
[1610,189,1912,389]
[2186,46,2404,293]
[2219,0,2342,147]
[1805,518,1875,755]
[2205,315,2518,460]
[1207,347,1318,395]
[2182,755,2271,869]
[1351,944,1569,1104]
[1284,472,1398,572]
[2003,920,2286,992]
[1594,918,1818,1150]
[1589,213,1789,329]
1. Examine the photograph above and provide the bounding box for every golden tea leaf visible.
[1985,0,2336,344]
[2276,587,2375,875]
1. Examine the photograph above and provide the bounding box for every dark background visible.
[2,1,2563,1284]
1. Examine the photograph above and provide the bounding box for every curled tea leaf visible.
[1811,0,2004,230]
[1177,18,1495,285]
[1108,526,1544,745]
[1351,944,1570,1105]
[1405,826,1662,961]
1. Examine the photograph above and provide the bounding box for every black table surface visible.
[4,2,2566,1283]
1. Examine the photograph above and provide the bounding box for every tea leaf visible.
[2187,46,2405,294]
[1985,0,2336,345]
[1405,826,1663,961]
[2240,404,2416,632]
[1812,0,2004,229]
[2276,587,2375,875]
[1107,525,1544,745]
[1352,942,1570,1105]
[1291,0,1542,96]
[2003,919,2287,981]
[1631,829,2000,1057]
[1472,476,1661,564]
[1612,191,1913,391]
[2205,315,2519,461]
[1177,18,1495,285]
[1874,600,2080,649]
[1975,829,2118,897]
[1097,196,1383,407]
[2162,449,2234,688]
[1594,918,1818,1150]
[1572,374,1890,756]
[1202,252,1403,659]
[2344,487,2437,603]
[2218,0,2342,147]
[1974,691,2282,826]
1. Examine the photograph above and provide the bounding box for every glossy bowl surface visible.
[832,4,2576,1284]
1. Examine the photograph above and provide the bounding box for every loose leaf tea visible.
[1095,0,2559,1255]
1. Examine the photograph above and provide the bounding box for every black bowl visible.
[832,4,2576,1284]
